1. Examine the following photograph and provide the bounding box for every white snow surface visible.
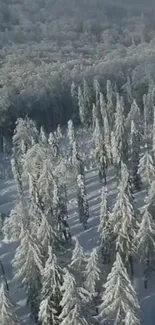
[0,163,155,324]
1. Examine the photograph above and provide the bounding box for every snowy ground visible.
[0,162,155,324]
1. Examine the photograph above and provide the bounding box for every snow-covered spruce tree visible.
[78,85,85,125]
[103,109,112,165]
[126,99,141,132]
[93,117,108,184]
[120,161,134,201]
[39,298,58,325]
[52,180,71,242]
[70,238,87,279]
[37,211,60,256]
[13,228,43,321]
[135,204,155,288]
[93,78,102,125]
[110,163,137,276]
[131,119,141,190]
[143,94,149,142]
[78,80,92,128]
[11,150,23,199]
[124,310,140,325]
[92,103,97,131]
[77,174,89,229]
[137,147,155,192]
[98,186,113,263]
[3,201,24,242]
[48,131,59,158]
[71,81,80,123]
[39,246,63,325]
[0,282,19,325]
[12,117,38,157]
[84,248,101,298]
[83,79,92,127]
[152,106,155,156]
[106,79,115,128]
[113,94,128,180]
[40,126,48,145]
[67,119,75,161]
[122,76,133,105]
[99,252,140,325]
[100,91,107,125]
[59,268,94,325]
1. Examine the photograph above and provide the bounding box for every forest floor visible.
[0,164,155,324]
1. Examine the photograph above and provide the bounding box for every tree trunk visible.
[144,258,149,289]
[0,260,9,291]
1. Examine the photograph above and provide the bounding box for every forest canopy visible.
[1,0,155,137]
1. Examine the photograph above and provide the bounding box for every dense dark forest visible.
[1,0,155,139]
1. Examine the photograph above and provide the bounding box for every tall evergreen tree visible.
[13,228,43,320]
[106,80,115,128]
[113,94,128,180]
[39,246,63,325]
[93,117,107,184]
[84,248,101,298]
[135,204,155,288]
[77,174,89,229]
[124,310,140,325]
[99,252,140,325]
[110,163,136,275]
[59,268,92,325]
[70,238,87,278]
[131,119,141,190]
[0,282,19,325]
[98,187,113,263]
[137,148,155,192]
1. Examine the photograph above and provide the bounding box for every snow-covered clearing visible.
[0,162,155,324]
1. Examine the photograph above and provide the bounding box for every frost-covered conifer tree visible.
[106,80,115,128]
[137,147,155,192]
[143,94,149,142]
[78,80,92,127]
[123,76,133,105]
[3,201,24,242]
[93,79,102,125]
[67,119,76,162]
[40,126,47,145]
[37,212,59,256]
[70,238,87,278]
[103,110,112,165]
[71,81,80,123]
[93,117,107,184]
[135,204,155,288]
[131,120,141,190]
[98,187,113,263]
[113,94,128,179]
[92,103,97,131]
[39,246,63,325]
[111,165,136,275]
[100,92,106,124]
[126,99,141,131]
[152,106,155,156]
[11,151,23,199]
[48,131,59,158]
[84,248,101,297]
[13,228,43,320]
[59,268,92,325]
[99,252,140,325]
[77,174,89,229]
[83,79,92,127]
[0,282,19,325]
[124,310,140,325]
[78,85,85,125]
[52,181,70,242]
